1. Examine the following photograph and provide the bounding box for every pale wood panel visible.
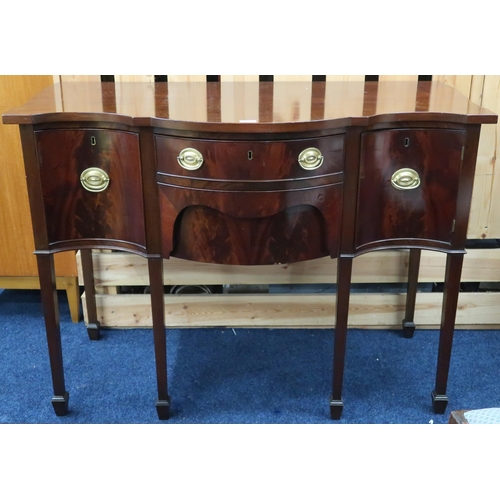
[466,76,492,238]
[470,75,485,105]
[433,75,473,98]
[376,79,418,114]
[220,75,259,82]
[324,79,365,118]
[82,291,500,328]
[273,81,312,121]
[60,75,101,83]
[0,75,77,277]
[326,75,365,82]
[221,79,259,123]
[114,75,154,83]
[77,249,500,288]
[273,75,312,82]
[115,78,155,116]
[378,75,419,82]
[167,80,207,121]
[167,75,207,82]
[478,75,500,238]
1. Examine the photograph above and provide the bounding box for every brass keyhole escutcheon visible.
[298,147,324,170]
[391,168,420,190]
[80,167,110,192]
[177,148,204,170]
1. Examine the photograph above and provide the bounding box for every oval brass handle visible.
[298,147,324,170]
[391,168,421,190]
[80,167,110,193]
[177,148,204,170]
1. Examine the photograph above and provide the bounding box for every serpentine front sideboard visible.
[3,80,497,420]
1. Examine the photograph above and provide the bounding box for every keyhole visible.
[248,151,253,160]
[404,137,410,147]
[91,136,97,146]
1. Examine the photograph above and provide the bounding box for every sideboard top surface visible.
[3,81,497,131]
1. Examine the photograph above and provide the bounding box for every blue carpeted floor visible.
[1,288,499,424]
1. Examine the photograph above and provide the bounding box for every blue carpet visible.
[1,288,499,424]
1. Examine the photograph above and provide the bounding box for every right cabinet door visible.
[355,128,465,251]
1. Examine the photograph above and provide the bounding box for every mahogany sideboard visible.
[3,80,497,420]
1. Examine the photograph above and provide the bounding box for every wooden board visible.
[82,291,500,329]
[77,249,500,287]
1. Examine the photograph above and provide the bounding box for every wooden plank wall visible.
[52,74,500,329]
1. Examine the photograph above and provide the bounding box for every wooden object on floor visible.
[77,249,500,329]
[448,410,469,423]
[0,75,79,322]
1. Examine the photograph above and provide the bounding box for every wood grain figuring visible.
[155,134,344,181]
[158,183,343,264]
[356,128,465,249]
[35,128,146,249]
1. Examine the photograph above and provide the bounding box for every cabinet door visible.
[355,128,465,251]
[35,128,146,252]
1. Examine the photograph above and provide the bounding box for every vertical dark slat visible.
[418,75,433,81]
[362,80,378,120]
[80,249,101,340]
[312,75,326,82]
[101,78,117,114]
[206,75,220,82]
[206,81,221,122]
[415,81,431,112]
[311,81,326,121]
[259,75,274,82]
[365,75,379,82]
[259,81,274,122]
[155,80,169,119]
[402,248,421,338]
[100,75,115,83]
[155,75,168,82]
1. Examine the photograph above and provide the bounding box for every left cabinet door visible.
[35,128,146,253]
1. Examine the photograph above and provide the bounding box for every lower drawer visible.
[158,183,343,265]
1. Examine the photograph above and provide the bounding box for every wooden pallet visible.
[77,250,500,329]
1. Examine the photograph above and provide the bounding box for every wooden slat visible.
[114,75,154,83]
[167,75,207,82]
[221,79,259,123]
[478,75,500,239]
[59,75,101,83]
[77,249,500,288]
[220,75,259,82]
[326,75,365,82]
[273,75,312,82]
[82,291,500,328]
[433,75,473,98]
[378,75,419,82]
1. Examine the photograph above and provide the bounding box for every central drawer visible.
[155,134,344,182]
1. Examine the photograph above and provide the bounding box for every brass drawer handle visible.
[80,167,110,192]
[177,148,204,170]
[391,168,420,190]
[298,147,324,170]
